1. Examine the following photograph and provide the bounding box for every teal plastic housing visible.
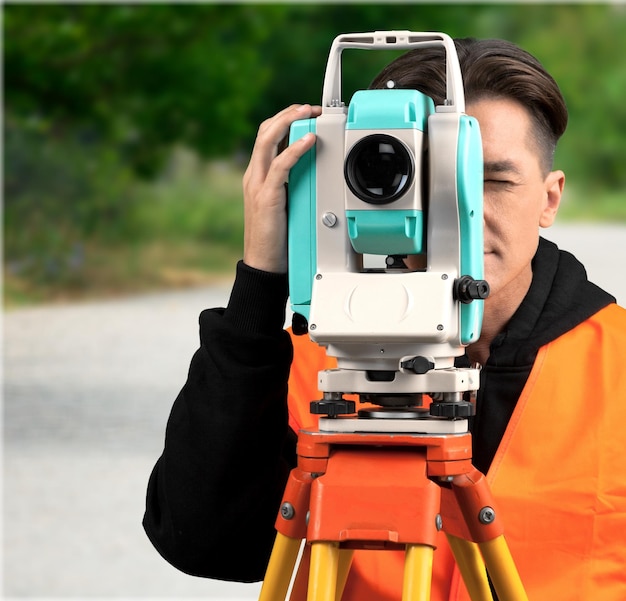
[346,209,424,255]
[456,114,485,344]
[287,95,486,346]
[346,89,434,131]
[288,118,317,321]
[345,89,434,256]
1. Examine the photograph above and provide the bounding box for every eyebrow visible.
[483,160,523,177]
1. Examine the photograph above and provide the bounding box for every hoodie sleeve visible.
[143,261,297,582]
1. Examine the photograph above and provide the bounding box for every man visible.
[143,38,626,600]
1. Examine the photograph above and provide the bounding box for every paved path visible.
[3,223,625,599]
[4,283,262,599]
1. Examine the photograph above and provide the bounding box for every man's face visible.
[466,97,564,306]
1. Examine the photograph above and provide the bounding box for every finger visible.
[243,131,316,217]
[264,132,316,190]
[258,104,322,143]
[256,104,306,139]
[247,105,321,184]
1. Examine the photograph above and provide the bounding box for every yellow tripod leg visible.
[402,544,434,601]
[446,534,492,601]
[479,536,529,601]
[308,542,340,601]
[259,532,303,601]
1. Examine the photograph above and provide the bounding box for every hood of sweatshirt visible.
[489,236,615,366]
[470,236,615,473]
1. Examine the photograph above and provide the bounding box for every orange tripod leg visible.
[260,431,528,601]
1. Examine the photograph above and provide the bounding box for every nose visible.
[482,191,493,227]
[481,191,494,251]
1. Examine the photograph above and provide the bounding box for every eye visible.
[484,179,515,189]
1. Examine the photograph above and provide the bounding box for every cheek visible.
[483,190,541,243]
[482,202,539,290]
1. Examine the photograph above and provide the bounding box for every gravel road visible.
[3,223,625,599]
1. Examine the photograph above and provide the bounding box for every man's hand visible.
[243,104,322,273]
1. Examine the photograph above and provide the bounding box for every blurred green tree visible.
[6,3,626,185]
[4,3,290,290]
[515,4,626,189]
[5,4,286,176]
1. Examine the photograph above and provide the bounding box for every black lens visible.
[345,134,414,205]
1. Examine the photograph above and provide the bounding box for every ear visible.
[539,169,565,228]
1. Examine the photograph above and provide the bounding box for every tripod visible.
[258,422,528,601]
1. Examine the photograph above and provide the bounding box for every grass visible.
[557,186,626,222]
[4,154,245,309]
[3,240,240,308]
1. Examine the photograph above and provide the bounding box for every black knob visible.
[454,276,490,304]
[401,356,435,374]
[310,399,356,417]
[292,313,309,336]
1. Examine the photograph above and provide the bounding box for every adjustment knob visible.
[401,356,435,374]
[454,276,490,304]
[310,399,356,417]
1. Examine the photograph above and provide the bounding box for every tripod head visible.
[287,32,488,423]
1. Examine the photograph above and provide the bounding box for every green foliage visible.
[5,4,282,174]
[508,4,626,189]
[130,151,244,248]
[4,149,245,305]
[4,3,626,304]
[4,117,138,286]
[6,3,626,183]
[559,185,626,223]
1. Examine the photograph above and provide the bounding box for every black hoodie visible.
[143,237,614,582]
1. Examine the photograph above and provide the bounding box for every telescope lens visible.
[345,134,414,204]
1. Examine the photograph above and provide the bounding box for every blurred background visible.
[4,3,626,306]
[3,3,626,599]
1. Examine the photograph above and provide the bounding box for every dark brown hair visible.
[370,38,568,174]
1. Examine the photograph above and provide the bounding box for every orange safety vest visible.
[286,303,626,600]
